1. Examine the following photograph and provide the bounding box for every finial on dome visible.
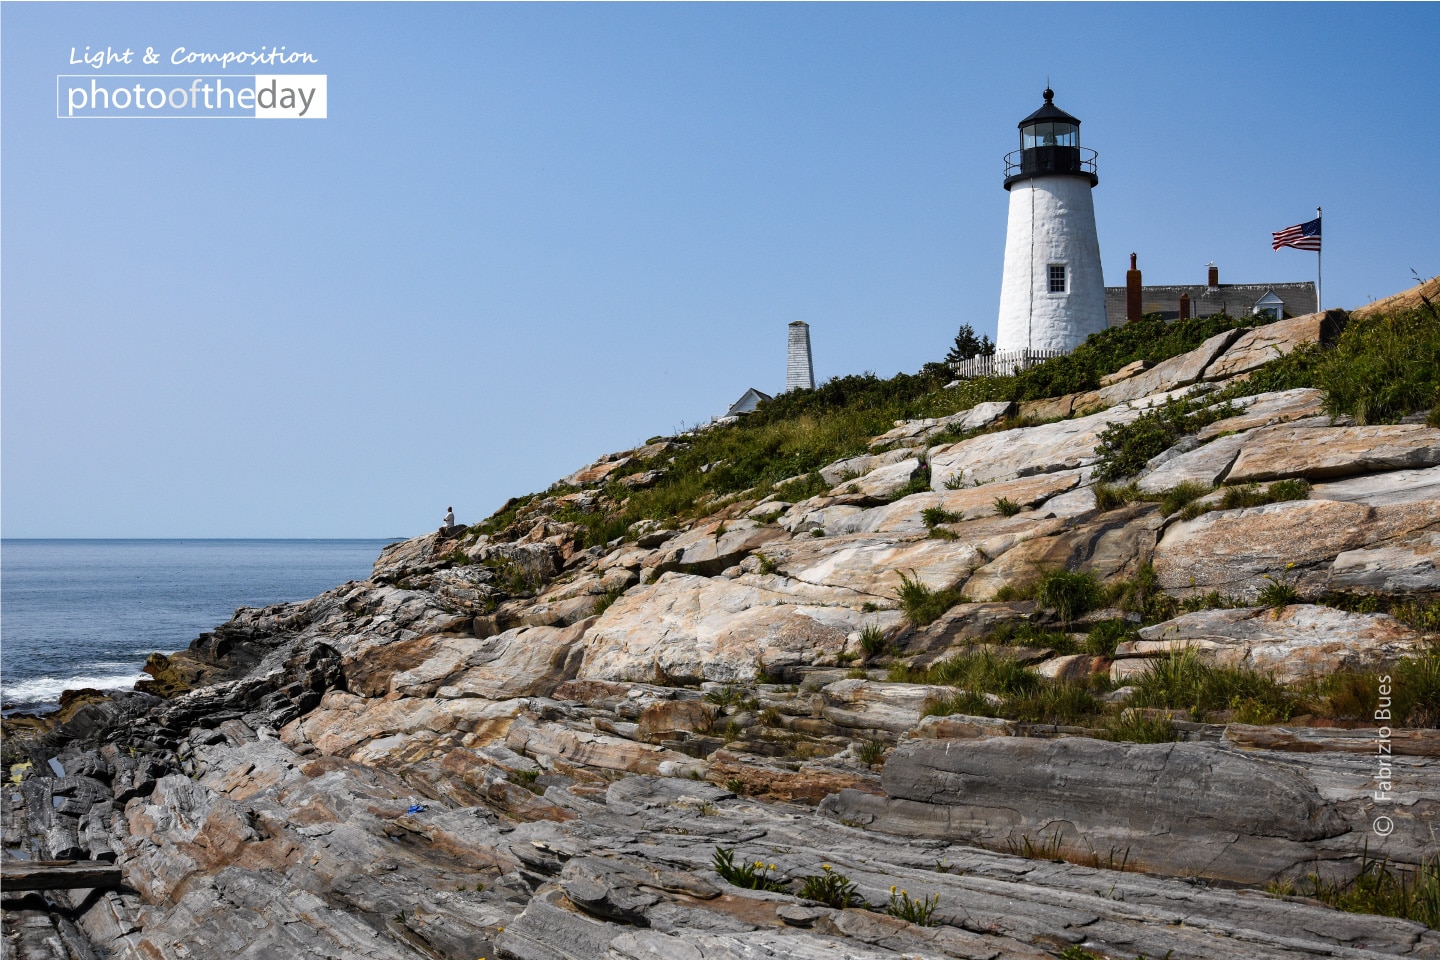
[1043,86,1053,103]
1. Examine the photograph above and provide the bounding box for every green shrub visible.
[1220,483,1268,510]
[1105,561,1176,624]
[907,655,1103,726]
[1179,589,1239,612]
[1003,313,1262,403]
[1318,306,1440,425]
[922,689,998,719]
[551,504,632,548]
[895,648,1040,696]
[1085,619,1137,656]
[1093,395,1238,482]
[855,738,888,764]
[897,572,969,626]
[993,497,1023,517]
[1034,569,1104,623]
[1215,478,1311,514]
[1228,339,1326,397]
[1058,947,1107,960]
[889,464,933,500]
[1324,593,1440,633]
[988,620,1076,654]
[483,555,544,595]
[1302,649,1439,728]
[1310,669,1383,721]
[704,685,745,708]
[775,472,830,502]
[799,864,865,908]
[1266,478,1312,502]
[1180,500,1212,521]
[1004,682,1101,725]
[712,847,789,892]
[992,582,1037,602]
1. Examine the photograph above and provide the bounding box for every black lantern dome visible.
[1004,88,1098,190]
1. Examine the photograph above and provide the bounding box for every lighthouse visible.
[996,88,1107,356]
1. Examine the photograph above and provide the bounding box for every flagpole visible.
[1316,205,1323,311]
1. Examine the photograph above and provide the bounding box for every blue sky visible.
[3,3,1437,538]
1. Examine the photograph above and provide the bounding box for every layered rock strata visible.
[5,307,1439,959]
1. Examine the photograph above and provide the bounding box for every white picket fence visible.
[950,348,1071,379]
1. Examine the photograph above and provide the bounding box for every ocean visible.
[0,539,394,714]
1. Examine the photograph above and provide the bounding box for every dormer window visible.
[1253,290,1285,321]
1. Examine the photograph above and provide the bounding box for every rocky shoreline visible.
[4,294,1439,958]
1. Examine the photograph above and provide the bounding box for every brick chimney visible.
[1207,262,1219,290]
[1126,253,1142,323]
[1178,292,1191,321]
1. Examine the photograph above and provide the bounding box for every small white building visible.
[724,387,772,417]
[996,88,1107,356]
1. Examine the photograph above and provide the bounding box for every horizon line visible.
[1,536,408,542]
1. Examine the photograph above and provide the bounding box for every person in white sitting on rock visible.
[443,506,456,531]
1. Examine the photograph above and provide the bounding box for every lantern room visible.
[1004,88,1098,189]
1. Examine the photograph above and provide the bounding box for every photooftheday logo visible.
[58,74,326,118]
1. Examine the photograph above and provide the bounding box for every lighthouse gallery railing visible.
[1003,146,1098,181]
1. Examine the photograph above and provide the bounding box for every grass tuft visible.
[885,888,940,926]
[921,506,962,527]
[1130,648,1294,721]
[1034,569,1104,624]
[591,584,628,616]
[1093,481,1140,512]
[855,738,888,764]
[859,623,890,659]
[897,572,970,626]
[1307,850,1440,930]
[712,847,789,892]
[799,864,865,908]
[1159,481,1212,516]
[1099,709,1179,743]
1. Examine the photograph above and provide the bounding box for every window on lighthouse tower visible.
[1048,263,1068,294]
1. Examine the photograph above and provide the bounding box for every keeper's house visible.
[1105,260,1317,325]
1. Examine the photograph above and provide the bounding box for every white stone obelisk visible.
[996,88,1107,355]
[785,321,814,392]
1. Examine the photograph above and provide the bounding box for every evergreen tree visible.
[945,325,994,363]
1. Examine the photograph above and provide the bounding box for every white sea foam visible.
[1,672,146,705]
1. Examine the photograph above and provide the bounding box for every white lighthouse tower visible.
[996,88,1107,356]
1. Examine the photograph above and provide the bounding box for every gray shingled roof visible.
[725,387,773,418]
[1104,282,1318,325]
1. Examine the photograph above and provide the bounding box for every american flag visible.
[1272,217,1322,252]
